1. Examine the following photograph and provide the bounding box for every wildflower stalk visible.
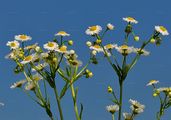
[70,82,81,120]
[118,81,123,120]
[112,114,115,120]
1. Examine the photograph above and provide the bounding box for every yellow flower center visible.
[106,44,113,49]
[11,43,16,47]
[59,46,67,52]
[19,35,27,40]
[160,26,167,32]
[34,76,41,81]
[93,45,101,49]
[121,45,128,50]
[47,42,55,47]
[149,80,157,84]
[24,55,33,61]
[89,26,97,31]
[127,17,135,21]
[58,31,67,35]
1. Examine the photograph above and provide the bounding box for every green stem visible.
[70,83,81,120]
[112,114,115,120]
[118,82,123,120]
[54,87,64,120]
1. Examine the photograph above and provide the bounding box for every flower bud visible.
[68,40,73,46]
[153,93,158,97]
[150,38,156,43]
[86,41,92,47]
[134,36,139,41]
[125,24,132,34]
[35,46,41,52]
[108,86,113,93]
[88,72,93,78]
[92,50,97,56]
[96,39,102,44]
[107,23,114,30]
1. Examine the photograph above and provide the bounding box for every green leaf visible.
[57,68,69,82]
[60,82,69,99]
[79,103,84,119]
[112,64,121,77]
[66,67,71,77]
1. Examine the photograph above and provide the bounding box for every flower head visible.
[44,42,58,51]
[123,113,133,120]
[155,26,169,36]
[24,43,38,50]
[133,48,150,56]
[15,34,32,42]
[129,99,145,114]
[107,23,114,30]
[115,45,134,55]
[10,80,26,89]
[55,45,68,53]
[104,44,117,50]
[123,17,138,24]
[55,31,70,37]
[106,105,119,114]
[147,80,159,86]
[85,25,102,35]
[90,45,103,52]
[6,40,20,49]
[25,82,36,91]
[20,54,38,64]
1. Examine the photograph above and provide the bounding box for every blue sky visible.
[0,0,171,120]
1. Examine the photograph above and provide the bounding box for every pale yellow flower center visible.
[121,45,128,50]
[59,46,67,52]
[89,26,97,31]
[106,44,113,49]
[10,42,16,47]
[24,55,33,61]
[58,31,67,35]
[159,26,167,32]
[47,42,55,47]
[127,17,135,21]
[149,80,157,84]
[34,76,41,81]
[93,45,101,49]
[19,35,28,40]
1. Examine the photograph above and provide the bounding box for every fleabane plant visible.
[147,80,171,120]
[6,32,92,120]
[85,17,169,120]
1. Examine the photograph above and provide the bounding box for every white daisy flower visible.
[104,44,117,50]
[146,80,159,86]
[115,45,134,55]
[67,59,82,67]
[10,80,27,89]
[55,31,70,37]
[90,45,103,52]
[107,23,114,30]
[15,34,32,42]
[20,54,38,64]
[133,48,150,56]
[123,17,138,24]
[129,99,145,114]
[24,43,38,50]
[55,45,68,53]
[6,40,20,49]
[123,112,132,120]
[106,105,119,114]
[43,42,58,51]
[155,26,169,36]
[85,25,102,35]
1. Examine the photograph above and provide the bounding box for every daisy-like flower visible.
[115,45,134,55]
[5,49,24,59]
[55,31,70,37]
[55,45,68,53]
[90,45,103,52]
[44,42,58,51]
[106,105,119,114]
[25,82,36,91]
[107,23,114,30]
[133,48,150,56]
[155,26,169,36]
[104,44,117,50]
[10,80,26,89]
[85,25,102,35]
[6,40,20,49]
[129,99,145,114]
[20,54,38,64]
[123,112,133,120]
[123,17,138,24]
[24,43,38,50]
[146,80,159,86]
[15,34,32,42]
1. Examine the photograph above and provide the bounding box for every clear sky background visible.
[0,0,171,120]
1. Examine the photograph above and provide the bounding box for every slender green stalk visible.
[70,83,81,120]
[112,114,115,120]
[118,82,123,120]
[54,86,64,120]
